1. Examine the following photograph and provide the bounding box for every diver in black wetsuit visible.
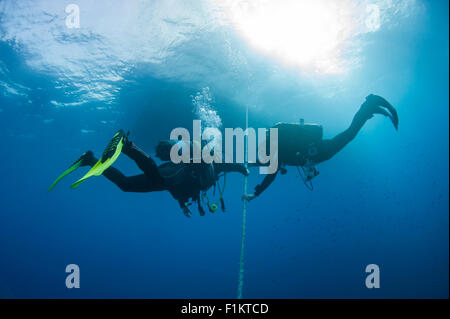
[243,94,399,201]
[80,138,249,217]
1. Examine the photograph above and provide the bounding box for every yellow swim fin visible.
[47,153,87,192]
[71,130,126,189]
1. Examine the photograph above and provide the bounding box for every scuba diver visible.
[48,131,249,217]
[243,94,399,201]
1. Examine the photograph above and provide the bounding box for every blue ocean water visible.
[0,0,448,298]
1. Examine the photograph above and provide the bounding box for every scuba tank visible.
[273,120,323,166]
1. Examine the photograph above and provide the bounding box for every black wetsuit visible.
[86,142,248,207]
[253,100,375,197]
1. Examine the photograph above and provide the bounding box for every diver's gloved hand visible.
[363,94,399,130]
[182,205,192,218]
[242,193,256,202]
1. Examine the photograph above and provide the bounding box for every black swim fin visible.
[365,94,399,130]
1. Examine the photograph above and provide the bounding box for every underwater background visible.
[0,0,448,298]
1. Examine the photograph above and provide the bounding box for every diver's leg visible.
[122,141,168,188]
[83,152,163,192]
[122,141,159,176]
[102,172,155,192]
[313,119,364,163]
[312,94,397,163]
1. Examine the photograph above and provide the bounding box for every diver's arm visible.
[242,169,278,201]
[254,170,278,197]
[214,163,249,176]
